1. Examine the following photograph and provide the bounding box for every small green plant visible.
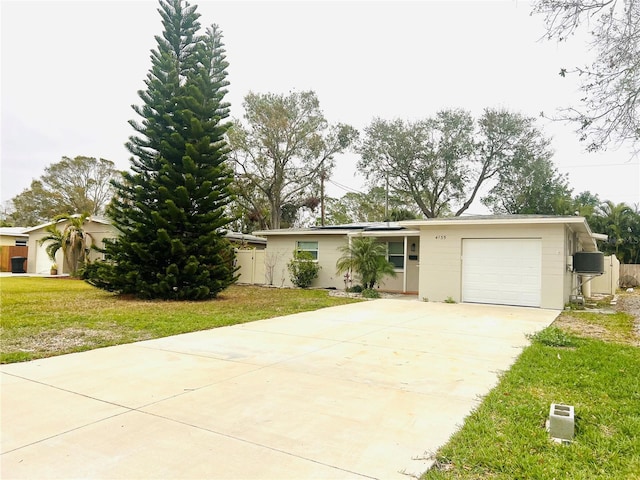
[335,236,396,289]
[592,295,614,308]
[287,250,321,288]
[422,297,429,302]
[361,288,380,299]
[444,296,456,304]
[346,285,364,293]
[567,301,586,310]
[526,327,577,347]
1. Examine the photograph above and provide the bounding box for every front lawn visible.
[0,277,359,363]
[422,294,640,479]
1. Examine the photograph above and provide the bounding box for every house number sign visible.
[435,235,447,240]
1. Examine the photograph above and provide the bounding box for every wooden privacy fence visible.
[0,246,28,272]
[620,264,640,287]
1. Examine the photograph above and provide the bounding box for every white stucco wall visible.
[416,223,569,309]
[261,233,420,292]
[0,234,26,247]
[371,235,420,293]
[262,234,348,289]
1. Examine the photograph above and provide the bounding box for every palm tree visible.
[596,201,634,262]
[336,236,396,289]
[39,214,94,275]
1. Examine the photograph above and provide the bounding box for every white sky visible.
[1,0,639,215]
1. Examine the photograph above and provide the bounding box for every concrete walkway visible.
[1,300,558,479]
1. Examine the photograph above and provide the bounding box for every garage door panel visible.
[462,239,541,308]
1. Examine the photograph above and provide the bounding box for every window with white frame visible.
[296,241,319,260]
[387,241,404,269]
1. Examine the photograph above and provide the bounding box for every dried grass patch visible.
[4,327,147,355]
[553,311,639,346]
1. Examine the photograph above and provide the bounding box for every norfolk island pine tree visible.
[86,0,237,300]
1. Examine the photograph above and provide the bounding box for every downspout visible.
[349,235,352,280]
[403,235,408,293]
[610,255,614,295]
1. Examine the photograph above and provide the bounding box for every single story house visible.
[0,227,29,246]
[253,222,421,293]
[25,216,118,275]
[25,216,266,275]
[254,215,607,310]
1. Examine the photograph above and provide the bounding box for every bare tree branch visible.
[533,0,640,152]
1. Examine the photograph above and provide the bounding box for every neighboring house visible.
[25,217,118,275]
[253,222,421,293]
[25,216,266,276]
[0,227,29,272]
[255,216,608,310]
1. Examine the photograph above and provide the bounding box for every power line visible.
[326,176,638,205]
[327,179,365,195]
[558,162,639,168]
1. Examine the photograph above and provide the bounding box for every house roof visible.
[20,216,266,245]
[223,231,267,245]
[315,222,406,231]
[399,214,587,226]
[0,227,28,238]
[253,222,415,237]
[22,215,112,233]
[399,215,605,252]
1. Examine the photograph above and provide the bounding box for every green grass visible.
[0,277,359,363]
[422,308,640,479]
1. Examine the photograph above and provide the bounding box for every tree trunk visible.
[270,197,281,230]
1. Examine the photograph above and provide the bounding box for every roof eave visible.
[253,229,357,236]
[399,216,589,228]
[348,229,420,238]
[23,215,112,233]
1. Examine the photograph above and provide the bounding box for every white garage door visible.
[462,238,541,307]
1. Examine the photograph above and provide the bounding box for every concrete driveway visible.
[1,299,558,479]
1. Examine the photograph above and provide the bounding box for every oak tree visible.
[358,109,551,218]
[482,151,573,215]
[9,156,118,226]
[228,90,358,229]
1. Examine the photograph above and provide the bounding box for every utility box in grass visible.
[549,403,574,441]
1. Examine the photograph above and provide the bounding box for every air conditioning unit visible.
[573,252,604,275]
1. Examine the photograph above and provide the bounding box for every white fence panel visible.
[235,249,266,285]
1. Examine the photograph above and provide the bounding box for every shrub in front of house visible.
[288,251,321,288]
[361,288,380,299]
